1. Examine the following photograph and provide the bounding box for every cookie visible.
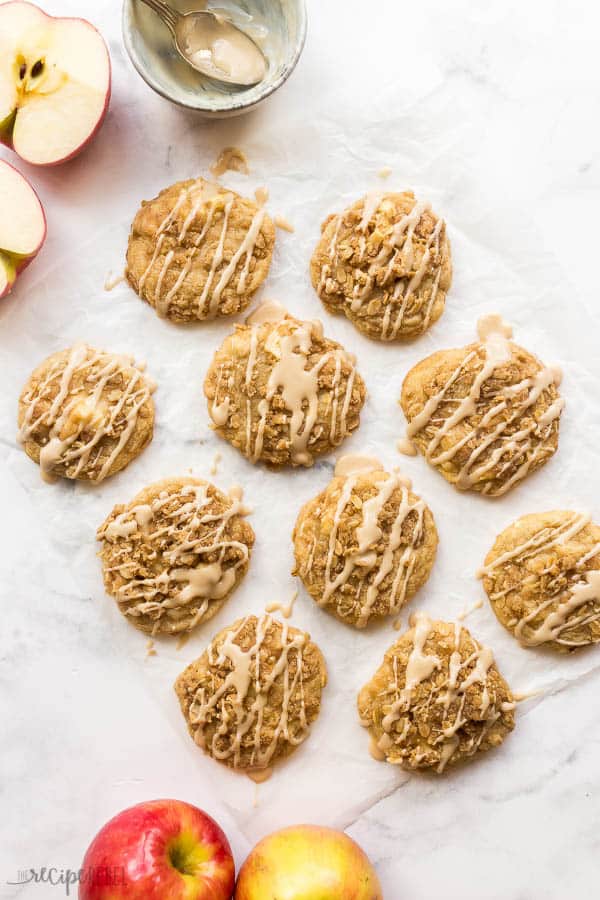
[97,478,254,636]
[204,303,367,467]
[400,315,563,496]
[310,190,451,341]
[358,614,515,773]
[480,510,600,651]
[17,343,155,483]
[126,177,275,323]
[174,614,327,774]
[293,456,437,628]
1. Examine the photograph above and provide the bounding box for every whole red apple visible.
[79,799,235,900]
[235,825,383,899]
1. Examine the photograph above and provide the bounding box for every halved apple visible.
[0,1,111,166]
[0,159,46,297]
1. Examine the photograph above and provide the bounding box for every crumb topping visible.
[98,478,254,635]
[311,191,451,341]
[175,615,326,771]
[294,465,437,627]
[358,615,515,773]
[18,344,154,483]
[126,177,274,323]
[204,311,366,467]
[400,318,563,496]
[481,511,600,650]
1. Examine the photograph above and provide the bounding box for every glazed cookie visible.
[293,455,437,628]
[358,614,515,773]
[126,177,275,323]
[204,303,367,467]
[18,343,155,483]
[310,190,451,341]
[97,478,254,636]
[174,614,327,775]
[400,315,564,496]
[480,511,600,651]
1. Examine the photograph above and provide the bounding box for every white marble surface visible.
[1,0,600,897]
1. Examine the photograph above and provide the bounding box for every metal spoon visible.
[138,0,267,86]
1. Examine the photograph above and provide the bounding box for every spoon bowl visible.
[174,10,267,85]
[139,0,267,86]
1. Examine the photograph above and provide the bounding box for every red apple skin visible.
[235,825,383,900]
[0,1,111,166]
[0,159,46,298]
[79,799,235,900]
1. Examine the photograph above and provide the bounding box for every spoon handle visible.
[138,0,180,36]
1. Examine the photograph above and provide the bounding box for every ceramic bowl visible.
[122,0,307,118]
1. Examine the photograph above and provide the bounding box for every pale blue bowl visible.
[122,0,307,117]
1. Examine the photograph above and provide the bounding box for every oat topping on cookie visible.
[400,315,563,496]
[18,343,155,483]
[204,305,366,467]
[480,510,600,651]
[311,191,452,341]
[293,456,437,627]
[174,614,327,774]
[98,478,254,636]
[358,614,515,773]
[126,177,275,323]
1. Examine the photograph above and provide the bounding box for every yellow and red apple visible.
[0,158,46,298]
[0,1,111,166]
[79,799,235,900]
[235,825,383,899]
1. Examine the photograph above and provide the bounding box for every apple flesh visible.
[235,825,383,900]
[79,799,235,900]
[0,1,111,166]
[0,158,46,298]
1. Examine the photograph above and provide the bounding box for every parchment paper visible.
[2,62,599,842]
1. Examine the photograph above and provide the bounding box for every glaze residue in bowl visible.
[123,0,307,117]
